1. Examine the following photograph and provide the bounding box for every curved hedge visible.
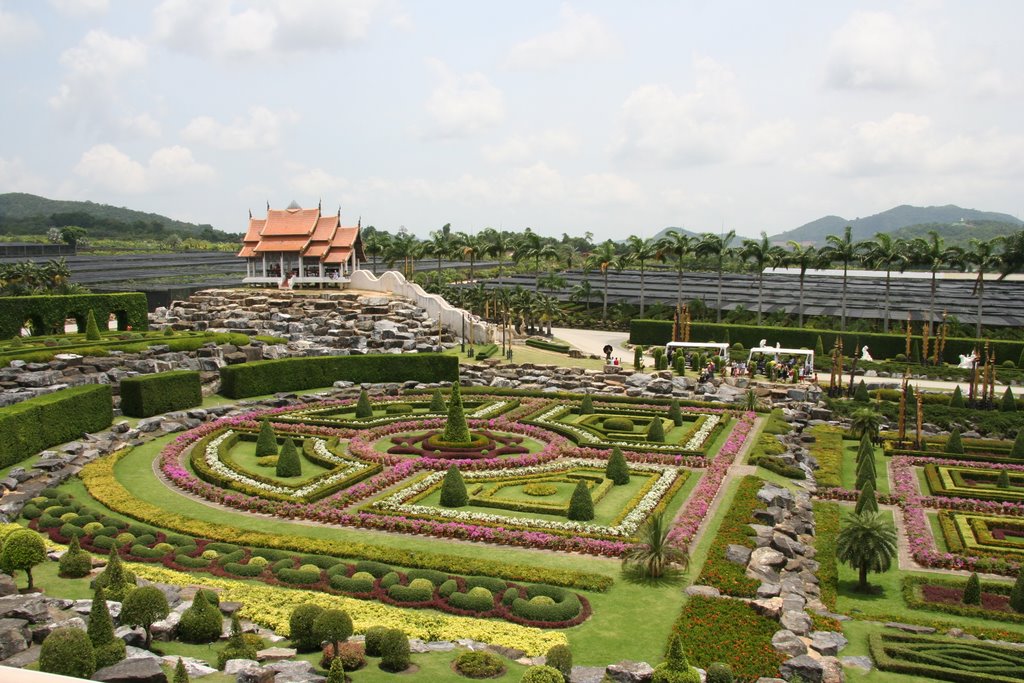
[218,353,459,398]
[0,293,148,339]
[120,370,202,418]
[0,384,113,468]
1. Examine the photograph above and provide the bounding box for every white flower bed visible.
[684,415,720,450]
[206,431,371,499]
[374,458,681,537]
[533,406,718,453]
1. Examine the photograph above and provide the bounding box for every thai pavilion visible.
[238,201,365,287]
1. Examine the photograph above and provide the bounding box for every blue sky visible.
[1,1,1022,240]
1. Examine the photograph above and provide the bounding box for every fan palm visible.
[850,407,883,443]
[819,225,859,331]
[695,230,736,323]
[836,511,897,591]
[621,512,688,579]
[858,233,909,332]
[627,235,659,316]
[740,231,784,326]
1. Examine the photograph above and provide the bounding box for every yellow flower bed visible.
[126,562,566,655]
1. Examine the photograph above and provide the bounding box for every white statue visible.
[860,345,872,362]
[759,339,767,349]
[957,351,978,369]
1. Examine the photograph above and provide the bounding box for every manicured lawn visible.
[371,431,546,455]
[840,439,890,494]
[443,344,607,371]
[225,438,333,483]
[926,511,949,552]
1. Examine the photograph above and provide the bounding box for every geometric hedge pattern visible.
[924,464,1024,503]
[938,510,1024,559]
[869,631,1024,682]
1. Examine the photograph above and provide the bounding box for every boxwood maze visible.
[869,631,1024,683]
[924,463,1024,503]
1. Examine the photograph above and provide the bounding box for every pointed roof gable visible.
[237,204,363,263]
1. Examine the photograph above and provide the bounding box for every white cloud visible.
[288,167,351,198]
[0,156,46,193]
[49,0,110,16]
[74,144,215,193]
[182,106,297,150]
[481,130,578,163]
[153,0,379,58]
[120,113,162,138]
[825,11,939,91]
[505,5,618,70]
[614,57,790,167]
[423,60,505,138]
[0,6,40,49]
[50,30,147,111]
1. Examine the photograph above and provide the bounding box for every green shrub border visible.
[120,370,202,418]
[0,293,148,339]
[525,338,570,354]
[0,384,113,468]
[901,575,1023,624]
[869,631,1024,683]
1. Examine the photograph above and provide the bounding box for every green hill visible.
[771,204,1022,245]
[0,193,237,242]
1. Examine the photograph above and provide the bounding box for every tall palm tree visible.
[428,224,453,274]
[784,241,820,328]
[962,236,1004,339]
[621,512,688,579]
[361,228,389,275]
[570,279,594,311]
[695,230,736,323]
[819,225,859,331]
[516,229,558,291]
[458,232,484,282]
[836,511,897,591]
[482,228,513,287]
[656,230,694,313]
[588,240,618,322]
[858,233,908,333]
[740,231,783,326]
[998,230,1024,280]
[536,294,561,336]
[627,236,659,317]
[910,231,963,336]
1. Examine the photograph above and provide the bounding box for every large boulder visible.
[779,655,824,683]
[809,631,848,656]
[780,610,813,636]
[0,595,48,623]
[771,629,807,657]
[93,656,168,683]
[605,660,654,682]
[0,618,31,660]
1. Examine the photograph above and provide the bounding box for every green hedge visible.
[630,319,1024,364]
[218,353,459,398]
[0,384,113,468]
[525,338,570,354]
[0,293,148,339]
[869,631,1024,683]
[119,371,202,418]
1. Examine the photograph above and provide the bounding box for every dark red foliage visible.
[920,584,1013,612]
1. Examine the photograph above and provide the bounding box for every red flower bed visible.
[676,596,786,682]
[919,584,1013,612]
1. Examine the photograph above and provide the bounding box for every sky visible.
[1,1,1023,241]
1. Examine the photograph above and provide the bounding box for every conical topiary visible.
[945,429,964,455]
[355,389,373,419]
[178,590,223,644]
[634,346,644,371]
[605,446,630,485]
[580,394,594,415]
[815,336,825,357]
[998,470,1011,489]
[567,480,594,521]
[441,382,471,444]
[1002,387,1017,412]
[856,432,874,467]
[854,380,869,402]
[855,453,876,491]
[439,466,468,507]
[854,480,878,514]
[87,586,116,648]
[276,438,301,477]
[912,340,921,365]
[646,418,665,443]
[429,388,447,413]
[1010,569,1024,612]
[85,309,102,341]
[668,399,683,427]
[256,419,278,457]
[652,632,699,683]
[950,385,966,409]
[58,534,92,578]
[1013,431,1024,459]
[906,383,916,406]
[95,547,135,601]
[963,572,981,605]
[174,658,190,683]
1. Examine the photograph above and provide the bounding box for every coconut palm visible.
[836,511,897,591]
[910,231,964,337]
[482,228,514,287]
[516,229,559,291]
[858,233,909,333]
[428,224,454,274]
[536,294,561,336]
[783,241,821,328]
[850,407,883,443]
[570,279,595,312]
[819,225,859,331]
[656,230,695,313]
[962,236,1004,340]
[695,230,736,323]
[361,228,389,275]
[458,232,485,282]
[998,230,1024,280]
[740,231,784,326]
[621,512,688,579]
[588,240,619,322]
[627,236,659,316]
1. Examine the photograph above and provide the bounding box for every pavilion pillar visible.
[262,253,267,276]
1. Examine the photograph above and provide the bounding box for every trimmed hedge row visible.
[869,631,1024,683]
[525,338,570,354]
[0,293,148,339]
[219,353,459,398]
[0,384,113,468]
[630,319,1024,365]
[119,370,202,418]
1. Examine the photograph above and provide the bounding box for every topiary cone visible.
[276,438,301,477]
[85,309,102,341]
[605,446,630,485]
[441,382,471,444]
[355,389,373,418]
[567,480,594,521]
[854,480,878,514]
[950,385,966,409]
[963,572,981,605]
[439,466,468,507]
[646,417,665,443]
[429,388,447,413]
[668,399,683,426]
[255,419,278,457]
[1002,386,1017,412]
[945,429,964,454]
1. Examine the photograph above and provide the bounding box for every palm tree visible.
[740,231,783,326]
[458,232,484,282]
[695,230,736,323]
[537,294,561,336]
[910,231,963,337]
[482,228,514,287]
[819,225,859,331]
[836,511,897,591]
[428,224,453,275]
[962,236,1004,340]
[621,512,688,579]
[516,229,558,291]
[570,280,594,312]
[850,407,883,443]
[589,240,618,322]
[656,230,694,313]
[998,230,1024,280]
[784,241,820,328]
[858,233,908,332]
[627,236,659,316]
[361,227,388,275]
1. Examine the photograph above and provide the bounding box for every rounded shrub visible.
[387,578,434,603]
[502,587,520,605]
[530,595,556,606]
[178,590,224,644]
[289,603,325,652]
[314,609,353,652]
[121,585,170,650]
[523,483,558,496]
[321,641,366,671]
[380,571,401,589]
[439,579,459,597]
[379,629,411,672]
[385,403,414,415]
[249,555,269,568]
[520,665,564,683]
[440,466,469,508]
[353,560,393,577]
[83,522,104,535]
[545,644,572,683]
[277,567,321,585]
[603,416,634,432]
[59,535,93,578]
[448,587,494,613]
[299,563,321,574]
[95,639,126,670]
[706,662,735,683]
[1,528,47,589]
[219,614,258,669]
[454,650,506,678]
[39,627,95,678]
[257,456,279,467]
[364,625,390,657]
[20,503,41,519]
[331,574,375,593]
[201,549,218,560]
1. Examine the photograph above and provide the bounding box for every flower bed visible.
[902,575,1024,624]
[923,462,1024,504]
[387,429,531,459]
[693,475,762,597]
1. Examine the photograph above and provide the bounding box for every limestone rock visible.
[780,654,824,683]
[605,660,655,682]
[780,610,813,636]
[93,656,168,683]
[684,585,721,598]
[223,659,260,674]
[771,629,807,657]
[809,631,848,656]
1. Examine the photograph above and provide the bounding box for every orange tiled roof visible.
[303,243,330,257]
[323,247,352,264]
[260,208,320,236]
[240,205,361,262]
[253,237,308,253]
[238,244,258,257]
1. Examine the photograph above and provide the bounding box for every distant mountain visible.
[0,193,237,241]
[649,226,701,242]
[770,205,1022,245]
